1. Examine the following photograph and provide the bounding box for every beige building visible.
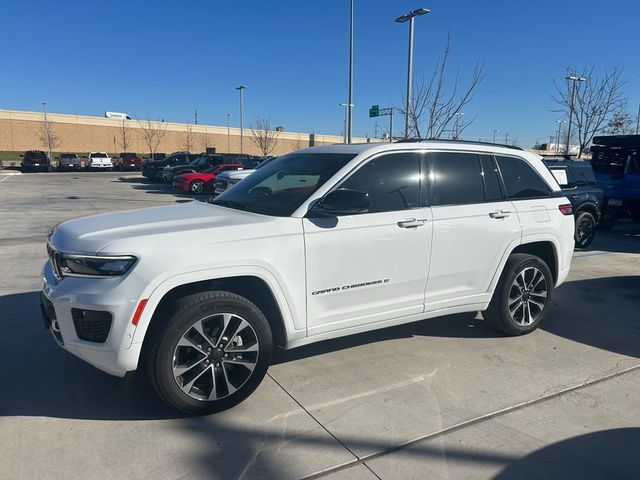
[0,109,378,158]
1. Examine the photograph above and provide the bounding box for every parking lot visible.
[1,171,640,479]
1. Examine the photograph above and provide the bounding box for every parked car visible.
[21,150,51,172]
[86,152,113,171]
[162,155,225,183]
[212,156,278,196]
[114,152,143,171]
[105,112,132,120]
[57,153,84,171]
[141,152,197,181]
[590,135,640,229]
[543,159,603,249]
[173,164,245,194]
[42,140,574,414]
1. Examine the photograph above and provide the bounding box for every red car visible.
[115,152,143,171]
[173,164,245,194]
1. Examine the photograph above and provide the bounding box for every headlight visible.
[48,248,137,278]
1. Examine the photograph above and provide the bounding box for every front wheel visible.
[144,291,273,415]
[574,211,596,249]
[190,180,205,194]
[483,253,553,336]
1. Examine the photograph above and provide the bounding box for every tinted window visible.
[214,153,355,217]
[339,152,421,213]
[480,155,504,201]
[430,152,484,206]
[496,156,551,199]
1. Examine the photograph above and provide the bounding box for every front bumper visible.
[41,261,147,377]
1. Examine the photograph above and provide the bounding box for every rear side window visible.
[496,156,551,199]
[548,167,570,187]
[339,152,421,213]
[429,152,484,206]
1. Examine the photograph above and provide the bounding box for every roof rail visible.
[394,138,524,151]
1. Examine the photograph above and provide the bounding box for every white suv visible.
[41,141,574,414]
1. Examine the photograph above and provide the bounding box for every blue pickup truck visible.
[590,135,640,230]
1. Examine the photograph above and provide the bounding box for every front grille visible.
[47,244,63,279]
[72,309,113,343]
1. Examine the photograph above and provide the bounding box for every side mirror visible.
[312,189,369,216]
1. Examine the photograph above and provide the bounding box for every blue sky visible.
[2,0,639,146]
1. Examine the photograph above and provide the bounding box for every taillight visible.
[559,204,573,215]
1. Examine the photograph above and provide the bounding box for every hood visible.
[49,201,278,255]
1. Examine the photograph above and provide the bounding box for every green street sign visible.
[369,105,379,118]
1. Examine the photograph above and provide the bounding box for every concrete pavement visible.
[1,172,639,480]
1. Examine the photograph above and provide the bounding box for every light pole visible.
[396,7,430,139]
[453,112,464,139]
[346,0,354,143]
[636,100,639,135]
[556,119,566,154]
[235,85,247,154]
[42,102,51,161]
[493,129,499,143]
[339,103,352,144]
[226,113,231,153]
[565,75,586,156]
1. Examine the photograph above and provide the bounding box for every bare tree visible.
[249,117,280,157]
[396,33,485,139]
[604,107,636,135]
[182,124,194,152]
[137,116,167,160]
[38,113,61,154]
[552,66,626,157]
[118,118,131,153]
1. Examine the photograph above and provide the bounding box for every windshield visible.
[213,152,356,217]
[61,154,78,159]
[92,153,108,158]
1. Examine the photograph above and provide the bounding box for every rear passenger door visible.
[425,152,521,308]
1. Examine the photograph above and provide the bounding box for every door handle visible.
[397,218,428,228]
[489,210,511,219]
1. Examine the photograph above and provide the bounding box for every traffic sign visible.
[369,105,379,118]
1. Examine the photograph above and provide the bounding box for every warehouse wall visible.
[0,109,377,156]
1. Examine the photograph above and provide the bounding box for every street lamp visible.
[493,129,499,143]
[555,119,566,154]
[565,75,586,156]
[226,113,231,153]
[42,102,51,162]
[453,112,464,139]
[346,0,354,144]
[235,85,247,154]
[340,103,353,144]
[396,7,430,139]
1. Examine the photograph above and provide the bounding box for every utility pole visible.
[556,119,566,154]
[504,132,509,145]
[374,122,379,139]
[194,109,198,125]
[636,100,640,135]
[493,129,499,143]
[565,75,586,156]
[389,108,394,142]
[346,0,354,143]
[453,112,464,140]
[235,85,247,154]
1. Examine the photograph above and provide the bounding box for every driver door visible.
[303,151,432,336]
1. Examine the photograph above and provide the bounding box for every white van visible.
[105,112,132,120]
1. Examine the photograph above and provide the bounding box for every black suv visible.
[21,150,52,172]
[544,159,603,249]
[141,152,198,181]
[162,154,262,182]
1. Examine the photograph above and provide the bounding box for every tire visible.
[574,211,596,249]
[154,170,164,182]
[144,291,273,415]
[483,253,554,336]
[190,180,205,194]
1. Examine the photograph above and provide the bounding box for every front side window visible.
[496,155,551,199]
[213,153,356,217]
[338,152,421,213]
[430,152,484,206]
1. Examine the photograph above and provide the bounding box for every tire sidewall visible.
[497,256,554,335]
[190,180,204,194]
[152,293,273,414]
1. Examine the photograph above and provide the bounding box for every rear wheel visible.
[190,180,205,194]
[484,253,553,335]
[144,291,273,415]
[574,211,596,249]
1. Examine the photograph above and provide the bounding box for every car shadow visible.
[1,274,638,421]
[585,219,640,254]
[112,175,207,201]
